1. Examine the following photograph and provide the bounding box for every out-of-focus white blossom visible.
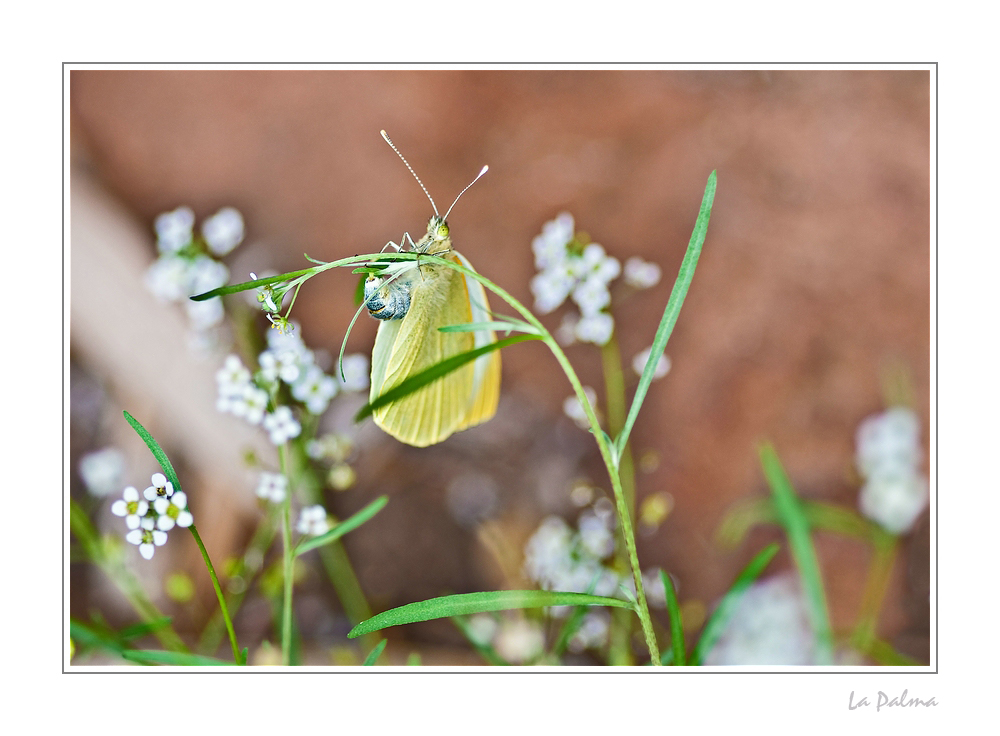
[623,256,661,289]
[263,406,301,445]
[574,312,614,345]
[466,614,499,647]
[296,505,330,536]
[632,347,671,380]
[704,574,815,665]
[493,619,545,664]
[202,207,245,256]
[155,206,195,254]
[568,609,610,653]
[78,447,126,497]
[562,386,598,429]
[855,407,927,534]
[256,472,288,503]
[338,354,370,392]
[292,365,339,415]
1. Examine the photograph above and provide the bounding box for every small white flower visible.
[259,348,304,385]
[145,256,190,302]
[202,207,245,256]
[256,472,288,503]
[143,472,174,502]
[494,619,545,664]
[126,518,169,560]
[78,447,126,497]
[466,614,499,647]
[574,312,614,345]
[578,509,615,560]
[111,486,149,530]
[563,386,598,429]
[266,321,305,352]
[532,212,575,270]
[859,474,929,534]
[568,609,610,653]
[263,406,302,445]
[154,206,195,254]
[555,313,579,346]
[216,355,252,397]
[338,354,370,392]
[297,505,330,536]
[184,296,225,330]
[571,276,612,316]
[704,574,815,665]
[855,407,922,480]
[154,491,193,531]
[632,347,671,380]
[523,516,574,586]
[530,267,575,314]
[623,257,661,289]
[292,365,339,415]
[187,255,229,296]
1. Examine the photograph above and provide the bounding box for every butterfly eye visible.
[436,222,450,238]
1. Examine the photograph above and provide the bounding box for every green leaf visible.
[123,411,181,492]
[190,268,316,301]
[119,617,174,641]
[355,334,542,422]
[616,170,716,458]
[354,272,366,306]
[363,639,387,666]
[864,638,923,666]
[660,570,687,666]
[120,649,239,666]
[70,618,125,654]
[294,496,389,557]
[438,320,541,335]
[759,443,834,664]
[348,590,634,638]
[688,543,781,665]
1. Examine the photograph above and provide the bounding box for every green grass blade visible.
[191,268,316,301]
[348,590,634,639]
[864,638,923,666]
[355,334,542,422]
[660,570,687,666]
[615,171,716,458]
[688,542,781,665]
[118,617,175,641]
[120,649,239,666]
[438,321,541,335]
[363,639,387,666]
[70,618,126,654]
[294,496,389,557]
[759,444,834,664]
[123,410,181,491]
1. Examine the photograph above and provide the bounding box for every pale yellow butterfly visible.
[363,131,500,447]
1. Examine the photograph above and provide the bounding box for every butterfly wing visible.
[370,255,480,446]
[453,251,501,431]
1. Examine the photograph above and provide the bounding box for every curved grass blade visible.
[119,617,175,641]
[120,649,239,666]
[759,443,834,664]
[615,171,716,458]
[355,334,542,422]
[123,411,181,491]
[348,590,634,639]
[363,639,387,666]
[688,542,781,665]
[660,570,687,666]
[294,496,389,557]
[191,268,316,301]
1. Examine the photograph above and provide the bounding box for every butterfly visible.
[363,131,500,447]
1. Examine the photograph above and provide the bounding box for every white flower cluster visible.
[466,614,546,664]
[522,499,667,653]
[215,325,371,445]
[529,213,662,347]
[110,473,194,560]
[144,206,245,332]
[704,574,815,665]
[855,407,928,534]
[296,505,331,536]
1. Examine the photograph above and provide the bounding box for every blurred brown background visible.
[69,69,930,663]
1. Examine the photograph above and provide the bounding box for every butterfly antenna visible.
[444,165,489,221]
[381,130,439,216]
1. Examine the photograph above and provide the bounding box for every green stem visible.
[188,524,242,664]
[428,262,660,664]
[280,443,294,666]
[850,537,899,653]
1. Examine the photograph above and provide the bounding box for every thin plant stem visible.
[430,260,661,664]
[279,442,294,666]
[850,537,899,653]
[188,523,242,664]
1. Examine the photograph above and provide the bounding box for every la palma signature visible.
[849,690,938,712]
